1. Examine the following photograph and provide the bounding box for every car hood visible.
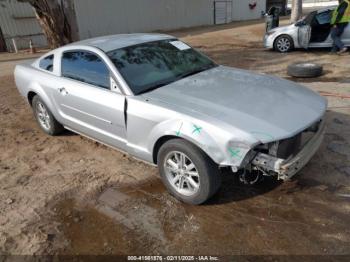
[269,24,296,35]
[277,24,295,30]
[143,66,327,143]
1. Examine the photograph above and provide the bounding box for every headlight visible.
[227,141,251,163]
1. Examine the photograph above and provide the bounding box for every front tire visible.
[32,95,64,136]
[157,139,221,205]
[274,35,294,53]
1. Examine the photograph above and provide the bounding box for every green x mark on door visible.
[192,124,202,135]
[228,148,243,160]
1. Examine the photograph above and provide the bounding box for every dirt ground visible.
[0,19,350,256]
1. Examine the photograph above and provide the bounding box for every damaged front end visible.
[244,119,325,181]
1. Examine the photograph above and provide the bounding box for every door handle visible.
[58,87,68,95]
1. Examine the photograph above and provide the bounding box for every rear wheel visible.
[157,139,221,205]
[32,95,64,135]
[274,35,294,53]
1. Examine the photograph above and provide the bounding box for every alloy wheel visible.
[276,37,291,52]
[36,102,51,131]
[164,151,200,196]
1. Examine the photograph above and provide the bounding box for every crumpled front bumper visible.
[252,120,326,180]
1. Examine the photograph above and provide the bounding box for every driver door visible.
[53,50,127,150]
[298,25,312,49]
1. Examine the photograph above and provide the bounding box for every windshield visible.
[107,39,217,95]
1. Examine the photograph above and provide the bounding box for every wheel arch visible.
[27,91,37,106]
[152,135,179,164]
[273,34,295,51]
[152,135,218,165]
[25,84,62,123]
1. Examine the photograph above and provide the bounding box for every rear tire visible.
[274,35,294,53]
[32,95,64,136]
[157,139,221,205]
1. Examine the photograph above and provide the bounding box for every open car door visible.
[298,25,312,49]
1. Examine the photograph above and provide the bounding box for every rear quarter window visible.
[39,55,54,72]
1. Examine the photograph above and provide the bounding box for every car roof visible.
[68,33,175,52]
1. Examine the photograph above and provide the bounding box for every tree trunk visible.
[290,0,303,23]
[23,0,79,48]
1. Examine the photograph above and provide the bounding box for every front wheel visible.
[274,35,294,53]
[157,139,221,205]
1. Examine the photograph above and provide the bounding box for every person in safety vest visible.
[331,0,350,54]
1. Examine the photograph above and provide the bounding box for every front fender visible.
[148,119,254,167]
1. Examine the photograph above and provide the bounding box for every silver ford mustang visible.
[14,34,327,204]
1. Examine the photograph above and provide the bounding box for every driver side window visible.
[61,50,110,89]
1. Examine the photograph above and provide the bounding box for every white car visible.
[264,8,350,52]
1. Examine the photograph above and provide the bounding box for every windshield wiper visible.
[137,80,174,95]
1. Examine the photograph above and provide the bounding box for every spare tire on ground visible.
[287,63,323,78]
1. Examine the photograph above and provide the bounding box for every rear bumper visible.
[252,120,326,180]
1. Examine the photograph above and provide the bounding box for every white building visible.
[0,0,267,51]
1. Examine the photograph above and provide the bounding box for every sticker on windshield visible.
[170,41,191,50]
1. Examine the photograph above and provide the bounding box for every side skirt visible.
[63,126,157,168]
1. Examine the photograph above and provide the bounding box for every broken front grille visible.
[256,120,323,160]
